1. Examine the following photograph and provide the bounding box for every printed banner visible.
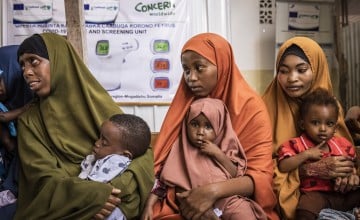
[288,3,320,31]
[5,0,190,103]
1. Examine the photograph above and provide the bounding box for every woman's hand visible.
[300,156,354,179]
[334,168,359,193]
[93,188,121,220]
[176,184,218,220]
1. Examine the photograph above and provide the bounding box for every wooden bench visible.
[151,132,159,148]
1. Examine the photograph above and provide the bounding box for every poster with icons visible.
[3,0,190,103]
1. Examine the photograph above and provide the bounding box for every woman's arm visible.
[176,175,254,219]
[299,156,354,179]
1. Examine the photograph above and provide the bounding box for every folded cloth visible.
[79,154,131,183]
[0,190,16,207]
[318,208,356,220]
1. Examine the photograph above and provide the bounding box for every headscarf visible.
[15,33,154,220]
[0,45,33,110]
[161,97,247,189]
[262,36,352,219]
[278,44,310,68]
[17,34,49,61]
[153,33,278,220]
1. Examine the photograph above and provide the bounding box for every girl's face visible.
[0,77,6,101]
[277,54,313,98]
[19,53,51,98]
[300,104,338,144]
[181,51,218,97]
[93,120,127,160]
[186,113,216,148]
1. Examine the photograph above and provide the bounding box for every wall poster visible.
[3,0,191,103]
[288,3,320,31]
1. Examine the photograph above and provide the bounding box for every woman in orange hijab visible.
[262,36,355,219]
[142,33,279,220]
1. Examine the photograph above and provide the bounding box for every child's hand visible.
[140,205,153,220]
[199,140,221,158]
[304,141,326,160]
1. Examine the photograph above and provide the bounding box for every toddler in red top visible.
[277,88,359,220]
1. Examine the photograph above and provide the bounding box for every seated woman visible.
[263,36,356,219]
[143,33,278,220]
[15,33,154,220]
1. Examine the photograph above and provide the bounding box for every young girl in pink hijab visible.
[142,97,267,220]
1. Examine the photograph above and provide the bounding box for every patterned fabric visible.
[318,208,357,220]
[0,190,16,208]
[79,154,131,183]
[151,178,167,199]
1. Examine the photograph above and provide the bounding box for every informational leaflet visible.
[5,0,190,103]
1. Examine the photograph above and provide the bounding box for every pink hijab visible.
[161,98,247,189]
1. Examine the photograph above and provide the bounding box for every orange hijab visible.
[262,36,352,219]
[263,36,352,154]
[154,33,278,220]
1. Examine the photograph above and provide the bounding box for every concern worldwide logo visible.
[134,1,176,16]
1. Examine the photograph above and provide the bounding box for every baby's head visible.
[299,88,339,143]
[94,114,150,160]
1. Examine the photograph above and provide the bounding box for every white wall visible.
[228,0,276,92]
[0,0,272,133]
[229,0,276,70]
[132,0,277,132]
[122,0,233,132]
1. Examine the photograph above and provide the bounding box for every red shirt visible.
[278,134,355,192]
